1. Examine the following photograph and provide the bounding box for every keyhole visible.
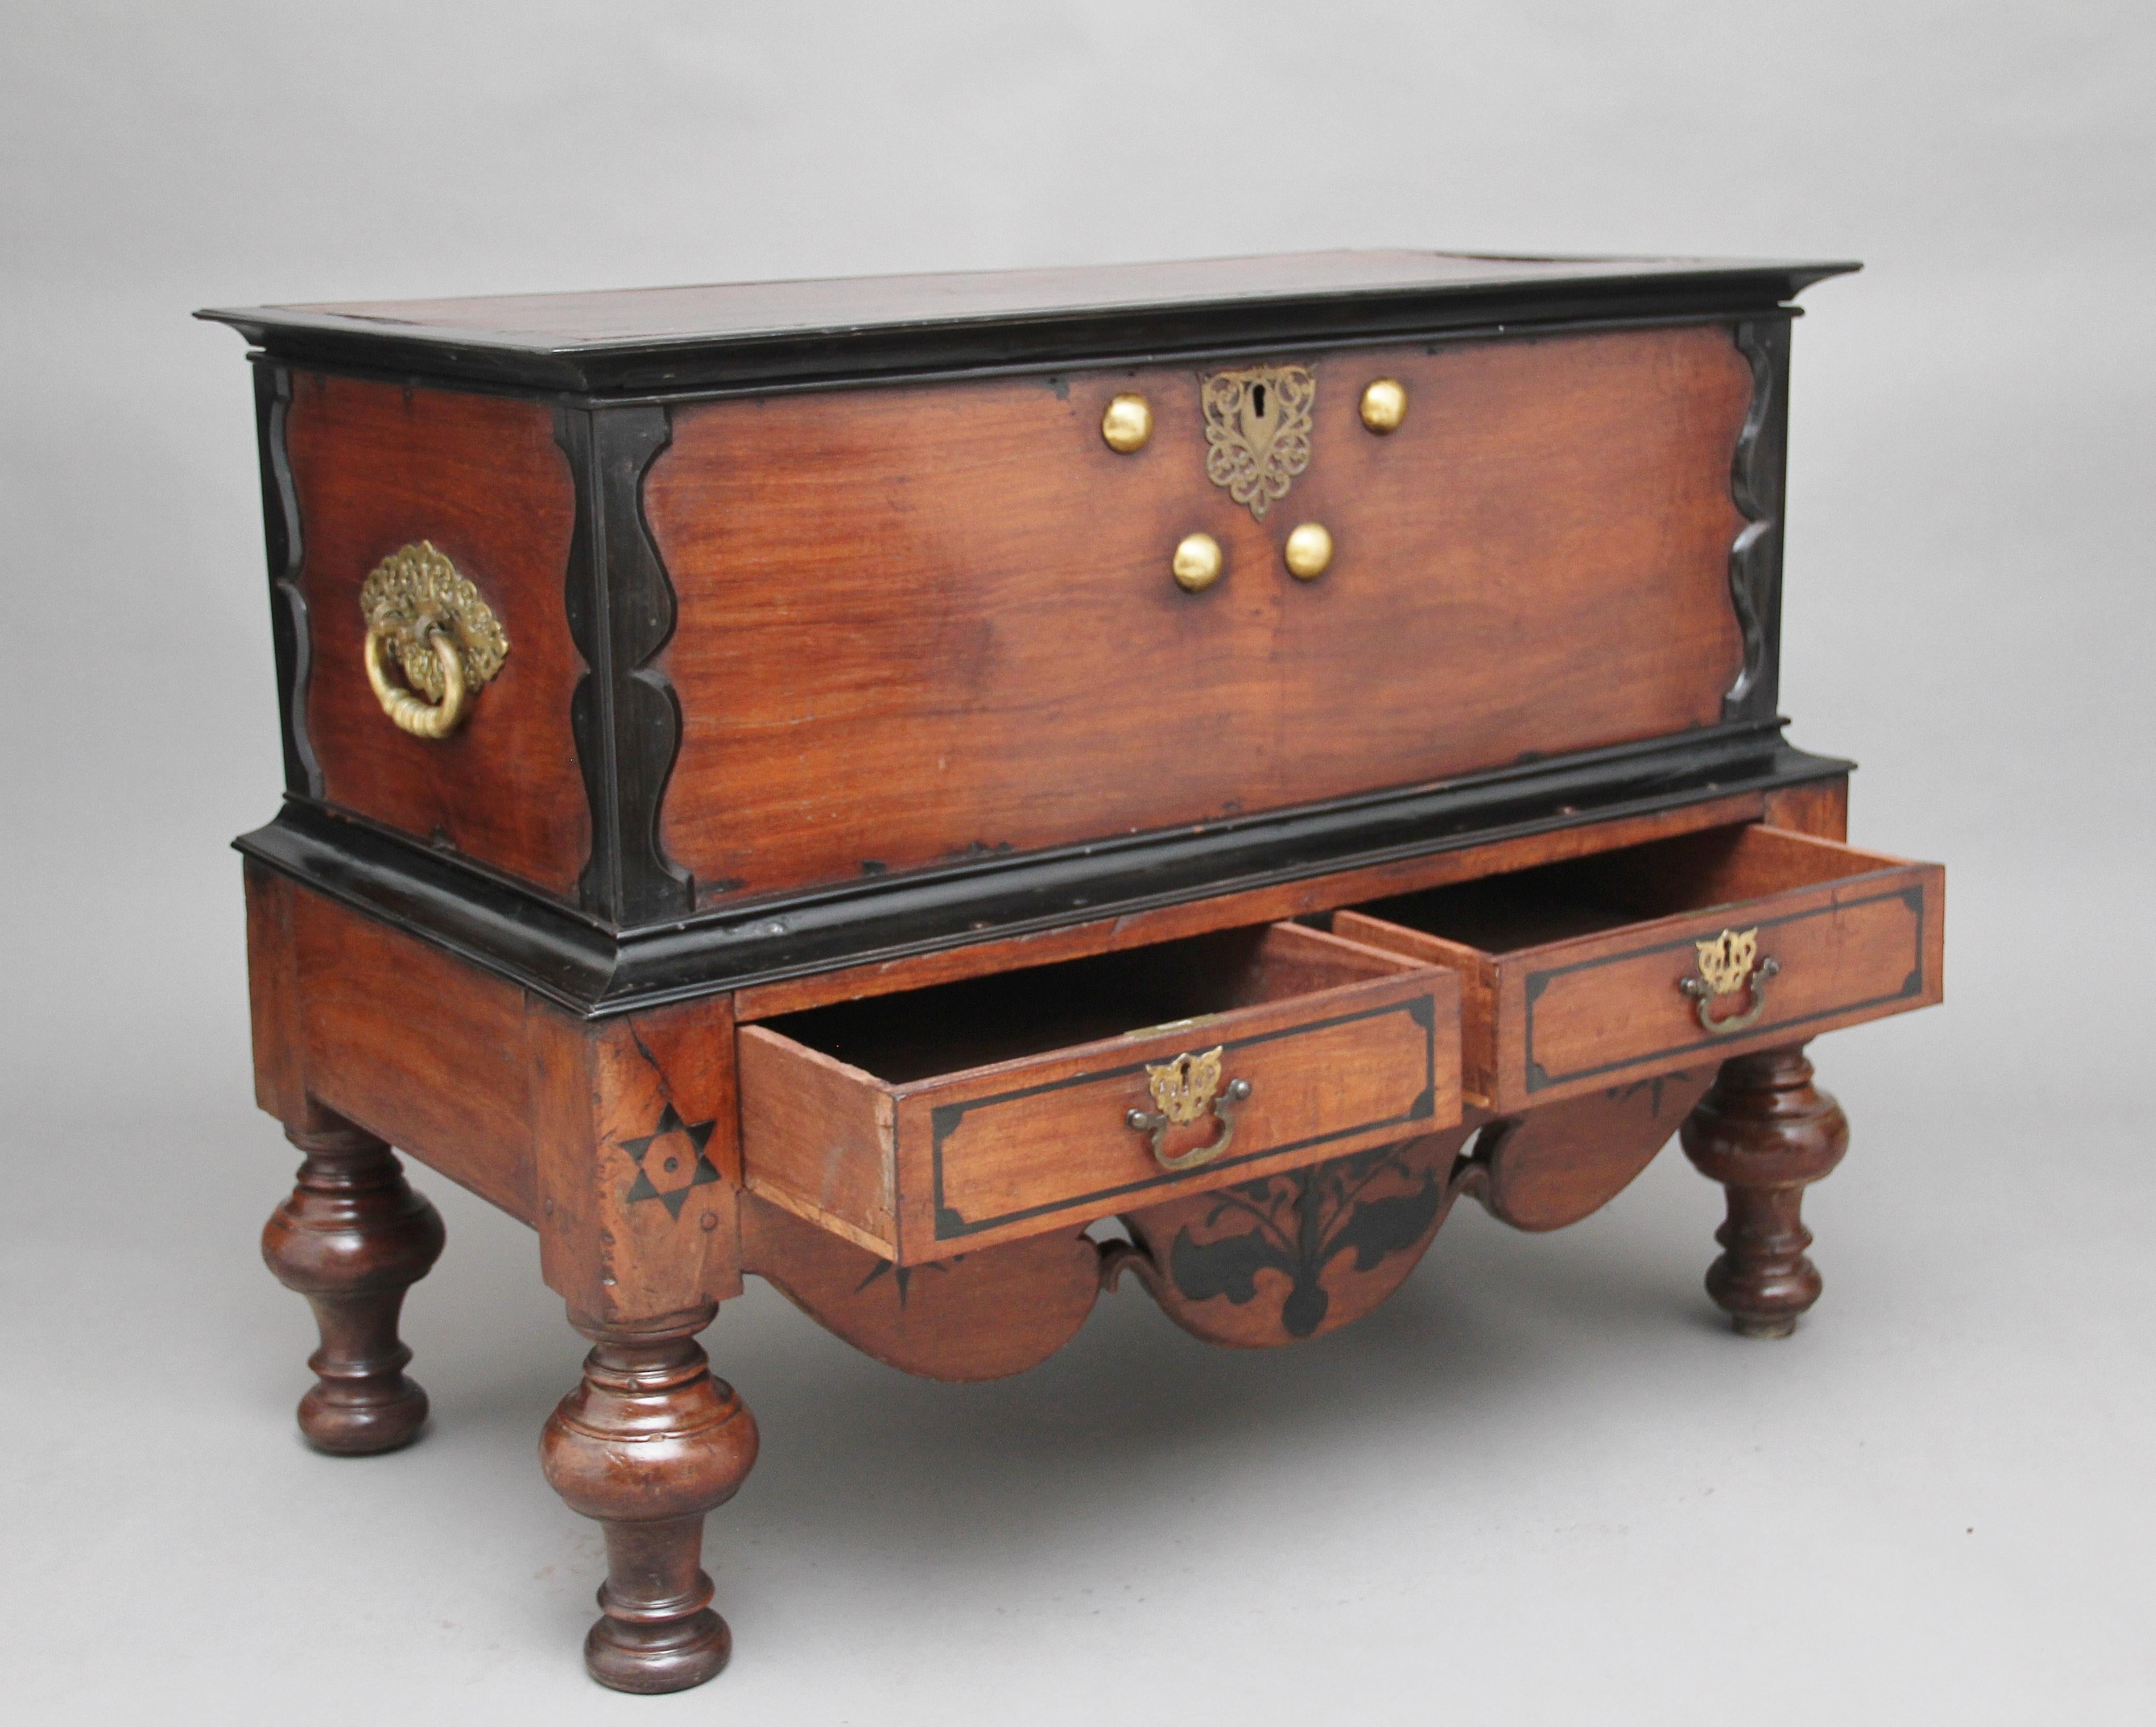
[1252,382,1268,417]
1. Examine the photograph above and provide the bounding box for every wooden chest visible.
[206,249,1943,1693]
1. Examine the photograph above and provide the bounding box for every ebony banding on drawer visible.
[1333,824,1943,1109]
[737,924,1461,1264]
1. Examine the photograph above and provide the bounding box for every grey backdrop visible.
[4,4,2152,1721]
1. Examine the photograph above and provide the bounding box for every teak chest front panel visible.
[650,325,1751,904]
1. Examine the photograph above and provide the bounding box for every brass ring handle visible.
[364,622,469,739]
[356,542,507,741]
[1679,953,1781,1035]
[1128,1077,1252,1172]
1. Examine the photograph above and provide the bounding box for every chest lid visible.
[197,249,1855,396]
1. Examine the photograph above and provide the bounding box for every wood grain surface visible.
[1474,1072,1714,1231]
[741,1197,1101,1381]
[286,372,590,898]
[651,325,1751,903]
[729,791,1773,1019]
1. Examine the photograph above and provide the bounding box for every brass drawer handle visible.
[1678,928,1781,1035]
[1126,1045,1253,1171]
[358,541,509,740]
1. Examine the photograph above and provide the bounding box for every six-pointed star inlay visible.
[618,1103,722,1220]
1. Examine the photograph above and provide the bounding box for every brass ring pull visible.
[357,541,509,742]
[364,623,467,739]
[1678,927,1781,1035]
[1125,1045,1251,1171]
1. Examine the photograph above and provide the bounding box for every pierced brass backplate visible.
[358,541,509,739]
[1693,928,1760,996]
[1126,1045,1253,1172]
[1678,927,1782,1035]
[1202,365,1314,520]
[1146,1046,1224,1125]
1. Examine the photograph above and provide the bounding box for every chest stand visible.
[240,774,1913,1693]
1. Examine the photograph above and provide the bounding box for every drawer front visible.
[1517,876,1936,1097]
[904,981,1450,1258]
[739,932,1462,1265]
[1339,834,1943,1110]
[650,323,1753,906]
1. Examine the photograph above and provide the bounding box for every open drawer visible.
[738,924,1461,1264]
[1333,824,1944,1111]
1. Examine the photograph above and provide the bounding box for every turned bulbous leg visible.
[539,1306,760,1694]
[1680,1044,1849,1339]
[261,1118,447,1453]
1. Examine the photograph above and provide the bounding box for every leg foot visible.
[261,1119,446,1453]
[539,1307,759,1694]
[1679,1045,1848,1338]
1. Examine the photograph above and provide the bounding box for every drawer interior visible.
[1342,824,1891,953]
[752,923,1416,1084]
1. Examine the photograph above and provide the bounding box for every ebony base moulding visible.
[209,250,1944,1692]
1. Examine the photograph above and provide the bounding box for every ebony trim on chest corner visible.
[1724,320,1791,725]
[253,362,322,798]
[554,404,696,924]
[235,726,1854,1019]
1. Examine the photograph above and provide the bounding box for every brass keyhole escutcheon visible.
[1284,522,1333,580]
[1101,392,1152,453]
[1202,365,1315,520]
[1173,532,1224,592]
[1361,378,1407,433]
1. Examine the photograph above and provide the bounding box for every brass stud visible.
[1101,392,1153,453]
[1284,522,1333,581]
[1172,532,1223,592]
[1360,378,1407,434]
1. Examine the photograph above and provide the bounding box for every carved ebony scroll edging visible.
[1724,319,1792,724]
[236,730,1856,1016]
[252,361,322,797]
[556,405,696,925]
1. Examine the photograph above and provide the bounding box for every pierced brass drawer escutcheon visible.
[1126,1045,1253,1171]
[358,541,509,740]
[1678,927,1781,1034]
